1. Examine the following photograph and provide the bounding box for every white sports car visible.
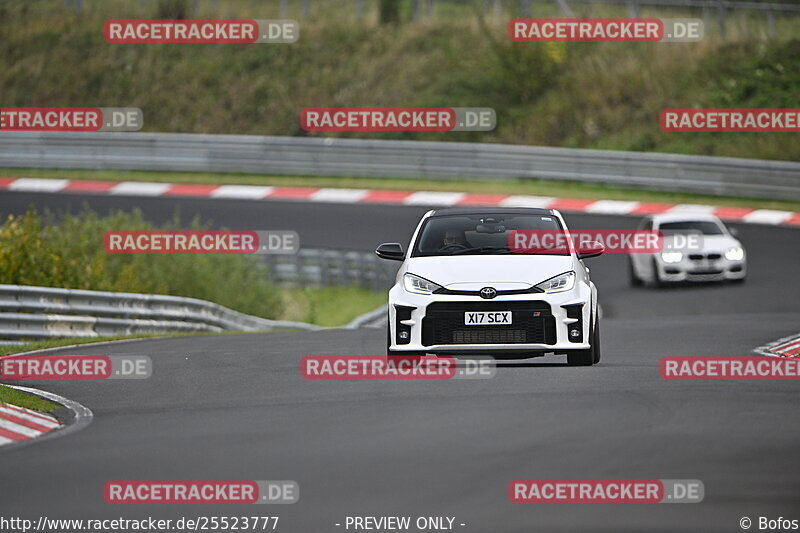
[376,208,603,366]
[628,214,746,286]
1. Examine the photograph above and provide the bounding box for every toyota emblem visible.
[479,287,497,299]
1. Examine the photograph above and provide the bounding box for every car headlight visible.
[661,251,683,263]
[403,273,442,295]
[535,271,575,293]
[725,247,744,261]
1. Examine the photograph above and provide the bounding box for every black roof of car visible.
[429,207,555,217]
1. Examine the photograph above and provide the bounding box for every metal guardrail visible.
[261,249,399,290]
[0,284,322,341]
[1,131,798,200]
[58,0,800,16]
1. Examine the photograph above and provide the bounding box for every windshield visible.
[412,214,567,257]
[658,221,725,235]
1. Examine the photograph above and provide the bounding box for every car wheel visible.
[386,314,391,354]
[650,258,664,288]
[628,258,642,287]
[567,318,597,367]
[567,322,600,366]
[592,318,601,364]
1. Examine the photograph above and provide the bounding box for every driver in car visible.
[441,229,468,250]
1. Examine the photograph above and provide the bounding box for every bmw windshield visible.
[659,221,725,235]
[412,214,568,257]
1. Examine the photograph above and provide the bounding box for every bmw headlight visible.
[661,251,683,264]
[535,271,575,293]
[403,273,442,295]
[725,247,744,261]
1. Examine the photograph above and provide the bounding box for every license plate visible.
[464,311,512,325]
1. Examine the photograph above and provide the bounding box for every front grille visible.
[689,253,722,261]
[421,301,555,346]
[687,269,723,276]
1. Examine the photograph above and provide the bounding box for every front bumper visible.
[656,255,746,282]
[388,283,594,355]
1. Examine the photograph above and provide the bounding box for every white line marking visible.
[500,195,555,208]
[404,191,465,206]
[310,188,369,203]
[211,185,274,199]
[110,181,172,196]
[0,406,60,429]
[2,402,60,423]
[774,339,800,353]
[743,209,794,225]
[753,332,800,357]
[8,178,70,192]
[0,417,41,438]
[585,200,640,214]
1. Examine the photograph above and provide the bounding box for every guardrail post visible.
[717,5,726,38]
[626,0,640,19]
[519,0,531,17]
[280,0,289,18]
[556,0,574,18]
[767,10,776,40]
[412,0,420,20]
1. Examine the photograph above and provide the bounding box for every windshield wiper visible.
[449,246,514,255]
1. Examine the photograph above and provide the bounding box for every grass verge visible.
[281,287,386,327]
[3,167,799,212]
[0,206,385,325]
[0,384,59,413]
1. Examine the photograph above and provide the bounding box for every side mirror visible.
[729,227,739,237]
[375,243,405,261]
[578,241,604,259]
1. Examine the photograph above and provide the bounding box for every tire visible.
[386,315,391,355]
[567,316,598,367]
[592,318,601,364]
[628,258,642,287]
[650,258,664,288]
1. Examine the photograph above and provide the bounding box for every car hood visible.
[404,254,576,290]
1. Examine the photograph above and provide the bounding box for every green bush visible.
[0,206,282,318]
